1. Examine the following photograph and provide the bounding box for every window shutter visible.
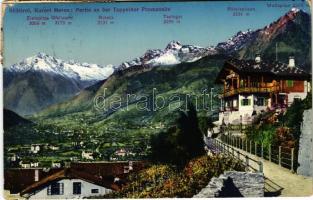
[286,80,294,87]
[248,99,251,105]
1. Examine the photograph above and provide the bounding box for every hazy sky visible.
[3,1,310,67]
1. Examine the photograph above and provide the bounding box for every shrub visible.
[102,154,245,198]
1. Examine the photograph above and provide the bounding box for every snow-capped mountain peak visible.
[165,41,183,51]
[290,7,300,13]
[8,53,114,82]
[215,29,257,53]
[118,41,217,69]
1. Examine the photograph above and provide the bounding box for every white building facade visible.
[215,57,311,126]
[24,178,112,199]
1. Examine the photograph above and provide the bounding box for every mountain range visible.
[118,41,217,69]
[3,8,311,117]
[4,53,114,115]
[217,8,311,71]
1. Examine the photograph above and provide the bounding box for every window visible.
[47,183,64,195]
[91,189,99,194]
[286,80,294,87]
[241,98,251,106]
[256,97,265,106]
[73,182,81,195]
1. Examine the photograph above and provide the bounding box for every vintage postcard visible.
[1,0,312,199]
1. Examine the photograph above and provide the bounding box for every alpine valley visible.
[4,8,311,166]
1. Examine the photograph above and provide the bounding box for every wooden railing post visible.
[245,155,249,171]
[246,139,248,152]
[237,151,240,160]
[250,140,252,153]
[291,148,294,172]
[258,161,263,173]
[269,145,271,162]
[278,146,282,166]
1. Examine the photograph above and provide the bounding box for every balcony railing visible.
[223,86,280,97]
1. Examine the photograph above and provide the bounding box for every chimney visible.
[255,54,261,63]
[288,56,295,68]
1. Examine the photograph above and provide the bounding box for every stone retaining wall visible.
[193,171,264,197]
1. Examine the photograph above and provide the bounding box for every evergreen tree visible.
[149,103,205,166]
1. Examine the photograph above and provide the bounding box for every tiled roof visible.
[227,58,310,77]
[5,161,146,195]
[20,168,120,195]
[4,168,61,194]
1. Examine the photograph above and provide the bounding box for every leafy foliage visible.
[101,155,244,198]
[282,92,312,140]
[245,124,276,151]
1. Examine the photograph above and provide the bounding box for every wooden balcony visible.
[223,85,280,97]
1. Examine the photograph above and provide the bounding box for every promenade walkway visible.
[215,139,313,197]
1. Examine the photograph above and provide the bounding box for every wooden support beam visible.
[237,75,240,88]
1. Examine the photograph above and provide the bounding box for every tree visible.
[198,116,215,136]
[149,103,205,166]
